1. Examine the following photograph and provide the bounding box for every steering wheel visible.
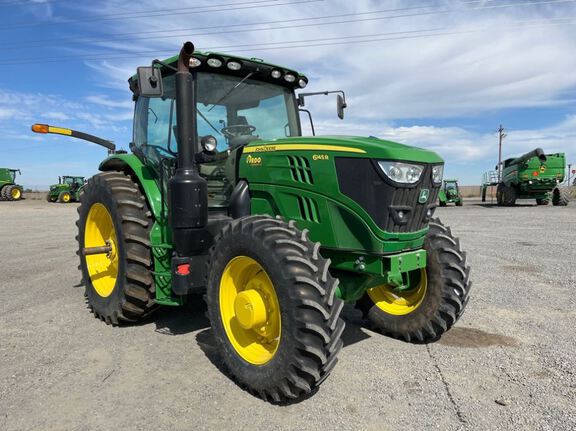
[221,124,256,138]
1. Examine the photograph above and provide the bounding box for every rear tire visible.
[552,187,569,206]
[357,218,471,343]
[77,171,156,325]
[456,198,463,207]
[206,215,345,403]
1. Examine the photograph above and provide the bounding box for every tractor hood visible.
[244,135,443,164]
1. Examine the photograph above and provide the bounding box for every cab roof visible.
[129,49,308,95]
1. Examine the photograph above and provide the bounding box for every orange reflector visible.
[31,123,49,134]
[532,171,539,177]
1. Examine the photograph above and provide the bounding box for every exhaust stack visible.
[169,41,208,256]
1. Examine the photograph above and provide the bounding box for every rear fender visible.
[98,154,163,219]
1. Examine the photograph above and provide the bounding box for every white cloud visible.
[69,0,576,120]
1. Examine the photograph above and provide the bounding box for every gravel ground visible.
[0,198,575,431]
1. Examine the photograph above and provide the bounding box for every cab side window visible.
[133,75,177,155]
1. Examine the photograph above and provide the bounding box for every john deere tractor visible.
[496,148,569,206]
[32,41,471,402]
[46,176,85,203]
[0,168,23,201]
[438,179,463,206]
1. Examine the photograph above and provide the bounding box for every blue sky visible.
[1,0,575,188]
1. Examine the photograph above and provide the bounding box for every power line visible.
[0,0,71,8]
[0,3,461,48]
[0,16,574,66]
[0,0,572,60]
[0,0,322,30]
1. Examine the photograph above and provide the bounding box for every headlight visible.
[378,161,423,184]
[189,57,202,68]
[200,135,217,152]
[432,165,444,184]
[226,61,242,71]
[207,58,223,68]
[284,73,296,83]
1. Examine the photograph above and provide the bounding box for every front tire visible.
[77,171,156,325]
[58,191,71,203]
[5,185,22,201]
[357,218,471,343]
[497,183,516,206]
[206,216,345,403]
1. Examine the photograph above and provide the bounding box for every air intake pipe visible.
[169,41,208,256]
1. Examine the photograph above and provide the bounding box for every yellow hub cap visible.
[219,256,281,365]
[367,269,427,316]
[84,203,119,298]
[62,193,70,202]
[11,188,21,199]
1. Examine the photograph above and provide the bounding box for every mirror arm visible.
[297,90,346,107]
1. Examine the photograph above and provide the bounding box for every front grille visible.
[335,158,440,233]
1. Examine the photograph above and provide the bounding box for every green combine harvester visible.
[495,148,569,206]
[0,168,23,201]
[46,176,85,203]
[438,179,463,206]
[32,41,471,402]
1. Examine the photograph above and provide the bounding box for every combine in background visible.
[0,168,23,201]
[482,148,569,206]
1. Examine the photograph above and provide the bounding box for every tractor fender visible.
[99,154,163,220]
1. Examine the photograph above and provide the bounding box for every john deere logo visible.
[418,189,430,204]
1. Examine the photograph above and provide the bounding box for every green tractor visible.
[46,176,86,203]
[496,148,569,206]
[0,168,23,201]
[32,41,471,402]
[438,179,463,206]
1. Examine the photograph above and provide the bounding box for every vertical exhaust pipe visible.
[169,41,208,256]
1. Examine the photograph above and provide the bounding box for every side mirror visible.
[337,94,347,120]
[137,66,164,97]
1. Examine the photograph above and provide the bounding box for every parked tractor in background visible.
[0,168,23,201]
[438,179,463,206]
[32,41,471,403]
[46,176,85,203]
[496,148,569,206]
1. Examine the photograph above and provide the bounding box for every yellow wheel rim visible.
[62,193,70,202]
[219,256,281,365]
[84,203,118,298]
[367,269,427,316]
[11,188,21,199]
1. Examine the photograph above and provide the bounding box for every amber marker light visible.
[31,123,49,133]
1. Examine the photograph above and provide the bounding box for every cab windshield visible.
[133,72,301,154]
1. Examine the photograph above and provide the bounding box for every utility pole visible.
[568,163,572,186]
[498,125,507,181]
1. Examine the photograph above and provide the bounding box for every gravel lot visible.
[1,198,575,431]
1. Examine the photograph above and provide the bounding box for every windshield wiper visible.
[207,71,255,112]
[197,108,222,136]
